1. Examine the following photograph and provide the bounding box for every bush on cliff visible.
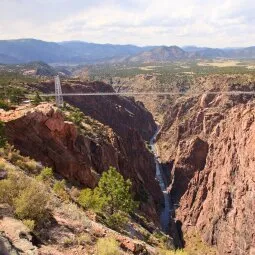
[104,211,128,230]
[53,179,70,201]
[6,87,25,104]
[0,100,10,110]
[79,167,138,215]
[0,171,49,223]
[37,167,54,182]
[78,188,104,212]
[14,180,49,221]
[97,166,138,215]
[78,167,138,229]
[96,237,120,255]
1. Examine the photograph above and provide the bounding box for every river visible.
[150,127,172,233]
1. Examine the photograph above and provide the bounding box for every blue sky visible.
[1,0,254,47]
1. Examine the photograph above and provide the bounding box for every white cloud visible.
[0,0,255,47]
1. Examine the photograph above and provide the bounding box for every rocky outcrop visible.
[157,82,255,254]
[0,204,38,255]
[0,101,162,223]
[169,137,209,202]
[175,103,255,254]
[0,202,163,255]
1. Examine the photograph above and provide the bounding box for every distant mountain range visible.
[0,39,254,64]
[128,46,187,62]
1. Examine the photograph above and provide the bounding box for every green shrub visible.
[104,212,128,230]
[3,146,40,174]
[76,233,92,245]
[23,219,35,231]
[78,167,138,217]
[53,179,65,192]
[96,166,138,215]
[64,108,85,127]
[6,87,25,104]
[0,178,19,204]
[14,180,49,222]
[96,237,120,255]
[62,237,75,247]
[53,180,69,200]
[0,171,49,223]
[0,173,29,204]
[78,188,95,209]
[0,100,10,110]
[15,158,39,173]
[37,167,53,181]
[5,147,23,163]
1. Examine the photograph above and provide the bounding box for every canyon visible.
[0,74,255,254]
[1,80,164,225]
[109,74,255,254]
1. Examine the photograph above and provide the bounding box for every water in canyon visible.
[150,127,172,233]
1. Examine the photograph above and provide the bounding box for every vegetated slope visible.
[183,46,255,59]
[3,80,163,223]
[128,46,187,63]
[0,39,71,63]
[227,46,255,59]
[182,46,228,58]
[0,143,173,255]
[0,61,71,77]
[0,53,21,64]
[156,74,255,255]
[60,41,155,61]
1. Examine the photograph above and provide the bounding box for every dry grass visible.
[156,248,188,255]
[183,231,217,255]
[197,60,241,67]
[246,65,255,69]
[139,66,160,71]
[96,237,121,255]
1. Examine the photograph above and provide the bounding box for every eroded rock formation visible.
[1,90,162,223]
[157,80,255,254]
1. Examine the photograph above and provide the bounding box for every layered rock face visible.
[2,104,117,188]
[178,103,255,255]
[157,77,255,254]
[1,82,162,222]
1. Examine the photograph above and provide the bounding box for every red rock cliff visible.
[1,97,162,223]
[157,76,255,254]
[176,103,255,255]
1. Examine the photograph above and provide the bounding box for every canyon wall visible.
[1,80,163,223]
[157,76,255,254]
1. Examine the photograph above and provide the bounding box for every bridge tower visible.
[54,75,64,107]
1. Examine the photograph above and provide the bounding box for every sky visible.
[0,0,254,47]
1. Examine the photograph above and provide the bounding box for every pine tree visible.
[96,166,137,215]
[78,167,138,215]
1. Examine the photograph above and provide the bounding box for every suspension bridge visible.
[52,75,255,107]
